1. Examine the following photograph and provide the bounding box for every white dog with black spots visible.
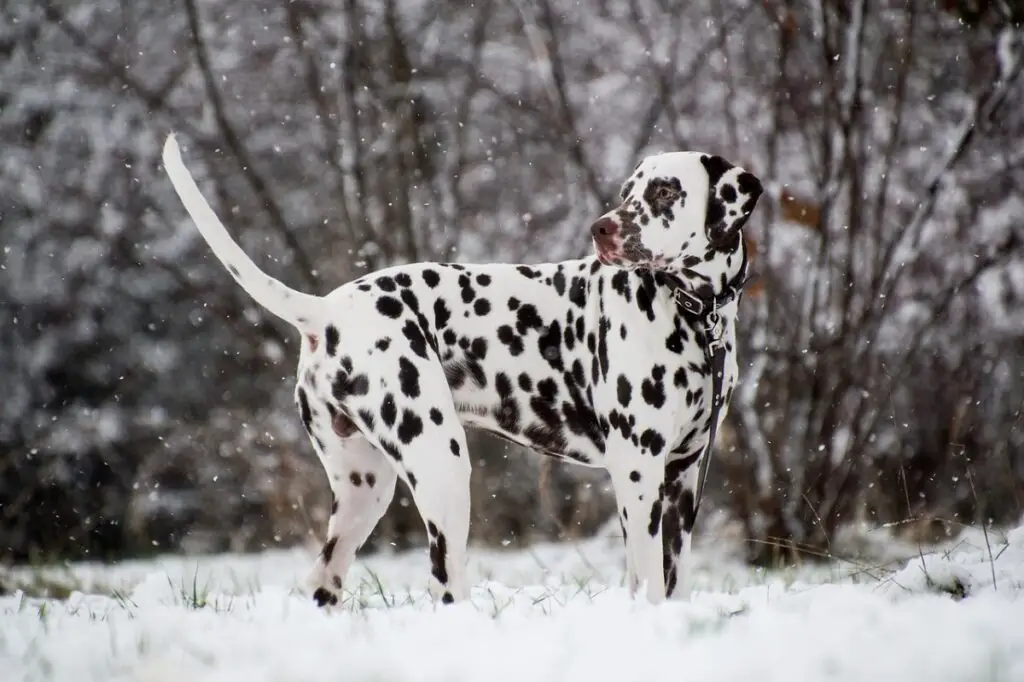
[162,134,763,606]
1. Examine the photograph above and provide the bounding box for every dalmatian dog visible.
[161,134,762,606]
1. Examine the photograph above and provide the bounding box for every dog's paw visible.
[312,586,340,608]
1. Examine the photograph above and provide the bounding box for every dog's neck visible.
[655,238,750,314]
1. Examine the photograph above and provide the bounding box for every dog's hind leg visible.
[307,435,397,608]
[338,355,473,604]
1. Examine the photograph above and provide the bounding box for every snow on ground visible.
[3,525,1024,682]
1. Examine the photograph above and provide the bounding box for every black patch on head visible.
[398,356,421,398]
[422,269,441,287]
[324,325,340,356]
[376,296,403,318]
[397,409,424,444]
[643,177,685,220]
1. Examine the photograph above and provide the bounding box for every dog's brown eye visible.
[656,187,675,201]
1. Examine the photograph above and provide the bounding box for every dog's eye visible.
[656,187,676,201]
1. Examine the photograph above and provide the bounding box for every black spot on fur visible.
[376,275,397,292]
[450,439,461,457]
[297,388,313,434]
[429,408,444,425]
[433,299,452,329]
[398,357,421,398]
[422,269,440,287]
[402,320,429,359]
[497,325,524,356]
[381,393,397,428]
[407,471,418,489]
[376,337,391,352]
[321,536,338,563]
[642,376,666,409]
[474,298,491,316]
[518,373,533,392]
[469,337,488,360]
[397,409,424,444]
[476,273,491,286]
[324,326,340,356]
[648,499,662,536]
[395,273,412,288]
[640,429,666,456]
[680,489,697,533]
[629,470,641,483]
[365,472,377,487]
[617,375,632,407]
[429,531,449,584]
[568,277,587,308]
[349,472,363,486]
[515,304,544,335]
[376,296,403,318]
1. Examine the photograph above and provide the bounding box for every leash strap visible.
[669,274,746,523]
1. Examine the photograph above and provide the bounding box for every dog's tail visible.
[162,134,323,333]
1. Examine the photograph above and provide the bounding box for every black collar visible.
[662,267,753,320]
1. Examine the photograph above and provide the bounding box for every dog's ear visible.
[701,154,763,249]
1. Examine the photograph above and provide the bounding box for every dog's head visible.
[590,152,762,287]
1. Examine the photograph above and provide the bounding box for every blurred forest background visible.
[1,0,1022,567]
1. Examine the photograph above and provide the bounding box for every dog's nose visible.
[590,218,619,241]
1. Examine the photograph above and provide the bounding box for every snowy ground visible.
[4,524,1024,682]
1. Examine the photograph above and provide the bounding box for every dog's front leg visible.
[608,437,668,605]
[661,451,700,600]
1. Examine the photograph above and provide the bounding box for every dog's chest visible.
[421,261,736,462]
